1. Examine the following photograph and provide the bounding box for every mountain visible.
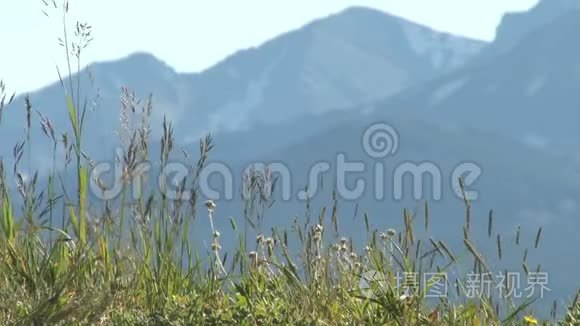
[0,53,187,176]
[178,6,485,135]
[0,6,486,177]
[491,0,580,55]
[371,8,580,157]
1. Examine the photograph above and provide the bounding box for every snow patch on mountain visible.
[301,28,411,111]
[401,23,484,71]
[429,77,469,105]
[527,74,546,96]
[522,132,550,150]
[207,50,285,133]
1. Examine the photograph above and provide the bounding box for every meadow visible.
[0,1,579,325]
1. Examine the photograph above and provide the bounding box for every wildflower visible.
[246,252,258,268]
[204,200,216,210]
[524,315,538,325]
[399,293,414,305]
[205,200,216,220]
[211,243,221,251]
[364,246,372,253]
[350,252,357,260]
[340,245,348,253]
[314,224,323,233]
[313,225,323,243]
[256,234,264,244]
[428,307,439,322]
[331,244,340,252]
[265,237,274,247]
[213,230,220,238]
[172,294,188,306]
[380,229,397,241]
[313,232,321,243]
[340,237,348,245]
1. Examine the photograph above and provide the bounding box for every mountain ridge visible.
[0,5,487,176]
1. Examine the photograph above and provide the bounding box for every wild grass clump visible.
[0,1,578,325]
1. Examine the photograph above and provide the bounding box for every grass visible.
[0,1,579,325]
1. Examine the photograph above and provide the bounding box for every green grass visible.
[0,1,579,325]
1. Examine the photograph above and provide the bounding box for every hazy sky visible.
[1,0,538,94]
